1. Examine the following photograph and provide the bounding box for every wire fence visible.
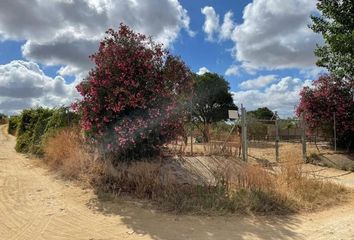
[167,107,337,163]
[167,127,241,157]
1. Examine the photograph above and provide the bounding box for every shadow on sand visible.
[86,191,304,240]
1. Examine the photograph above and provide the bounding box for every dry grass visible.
[43,128,104,183]
[248,141,336,164]
[96,155,348,214]
[274,152,348,211]
[168,141,241,157]
[43,128,349,215]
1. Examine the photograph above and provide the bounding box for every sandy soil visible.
[1,125,354,240]
[248,141,328,163]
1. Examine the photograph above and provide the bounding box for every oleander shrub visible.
[74,24,193,162]
[297,75,354,151]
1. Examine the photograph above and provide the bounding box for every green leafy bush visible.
[15,107,79,155]
[16,108,53,154]
[42,107,79,143]
[8,116,19,135]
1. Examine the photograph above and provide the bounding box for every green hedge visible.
[8,116,20,135]
[15,107,79,156]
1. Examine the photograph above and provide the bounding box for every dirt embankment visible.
[1,125,354,240]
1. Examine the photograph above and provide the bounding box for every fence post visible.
[241,105,248,162]
[301,112,307,162]
[190,90,194,156]
[275,112,279,162]
[190,127,193,155]
[333,112,337,152]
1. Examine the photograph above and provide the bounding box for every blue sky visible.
[174,0,306,90]
[0,0,323,117]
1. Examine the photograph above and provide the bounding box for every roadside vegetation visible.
[297,0,354,151]
[8,2,353,216]
[0,113,7,124]
[8,115,19,135]
[10,107,78,156]
[43,127,347,214]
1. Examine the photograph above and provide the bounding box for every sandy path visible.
[1,125,354,240]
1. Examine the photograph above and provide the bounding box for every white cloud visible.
[201,6,219,41]
[239,75,277,90]
[0,60,79,115]
[233,76,312,116]
[300,67,327,79]
[57,65,82,77]
[225,65,239,76]
[232,0,322,70]
[202,1,323,72]
[0,0,193,74]
[220,11,235,41]
[197,67,210,75]
[201,6,235,42]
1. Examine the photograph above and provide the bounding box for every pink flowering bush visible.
[296,75,354,150]
[75,24,192,161]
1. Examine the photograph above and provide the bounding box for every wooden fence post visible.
[275,112,279,162]
[333,112,337,152]
[241,105,248,162]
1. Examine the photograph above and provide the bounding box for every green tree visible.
[311,0,354,79]
[248,107,275,120]
[191,72,237,142]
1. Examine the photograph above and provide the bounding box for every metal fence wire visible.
[167,123,241,157]
[167,107,336,162]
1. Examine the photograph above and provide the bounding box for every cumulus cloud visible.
[0,60,79,115]
[201,6,219,41]
[220,11,235,41]
[300,67,327,79]
[232,0,322,70]
[202,1,322,72]
[0,0,193,74]
[225,65,239,76]
[233,76,312,116]
[197,67,210,75]
[201,6,235,42]
[22,37,97,73]
[239,75,277,90]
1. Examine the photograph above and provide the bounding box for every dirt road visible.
[1,125,354,240]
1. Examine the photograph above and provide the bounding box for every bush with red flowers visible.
[75,24,193,161]
[297,75,354,150]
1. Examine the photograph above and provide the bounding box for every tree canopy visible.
[247,107,275,120]
[310,0,354,79]
[190,72,237,141]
